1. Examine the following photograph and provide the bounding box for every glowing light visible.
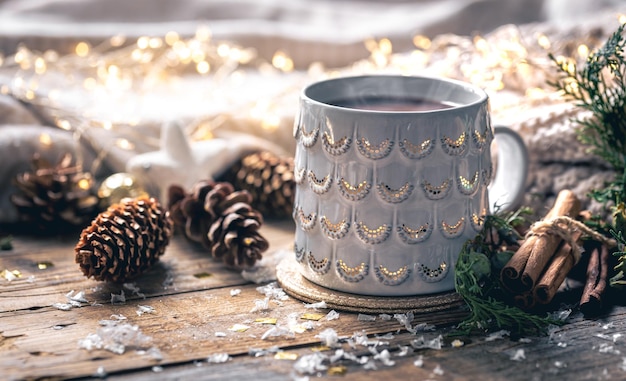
[39,133,52,146]
[165,31,180,46]
[77,178,92,190]
[412,35,431,50]
[537,34,551,49]
[148,37,163,49]
[25,90,35,100]
[137,36,150,50]
[379,38,392,55]
[577,44,589,59]
[0,85,8,94]
[474,36,488,53]
[115,138,134,150]
[75,42,90,57]
[195,25,212,42]
[620,14,626,24]
[83,77,97,90]
[196,61,210,74]
[34,57,46,74]
[110,35,126,47]
[272,50,294,72]
[57,120,72,130]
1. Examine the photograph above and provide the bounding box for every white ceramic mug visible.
[292,75,527,296]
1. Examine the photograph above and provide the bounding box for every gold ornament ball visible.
[98,172,148,208]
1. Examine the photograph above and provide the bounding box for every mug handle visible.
[488,126,528,213]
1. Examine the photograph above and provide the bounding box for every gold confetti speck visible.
[254,317,277,325]
[274,352,299,360]
[193,272,212,279]
[301,313,325,321]
[228,324,250,332]
[451,339,464,348]
[328,366,348,376]
[1,269,22,281]
[37,261,54,270]
[310,345,331,352]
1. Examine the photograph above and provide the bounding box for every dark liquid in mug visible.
[329,97,454,112]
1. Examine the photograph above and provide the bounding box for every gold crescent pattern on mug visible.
[300,123,320,148]
[322,132,352,156]
[472,129,489,150]
[440,217,466,238]
[296,207,317,231]
[398,138,434,159]
[355,222,392,244]
[416,261,449,283]
[376,182,414,203]
[374,265,411,286]
[308,170,332,194]
[457,171,480,195]
[336,259,369,282]
[441,132,467,156]
[307,252,331,274]
[470,211,486,232]
[356,137,393,160]
[420,178,451,200]
[320,216,350,239]
[397,222,432,244]
[337,177,371,201]
[294,244,308,263]
[294,166,306,185]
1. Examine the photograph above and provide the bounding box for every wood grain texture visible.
[1,221,625,381]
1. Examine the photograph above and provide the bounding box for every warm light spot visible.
[57,119,72,130]
[537,34,551,49]
[196,25,212,41]
[48,89,60,100]
[148,37,163,49]
[75,42,90,57]
[165,31,180,46]
[272,50,294,72]
[191,50,205,63]
[34,57,46,74]
[137,36,150,49]
[0,54,4,67]
[102,120,113,130]
[77,178,91,190]
[115,138,135,150]
[0,85,8,94]
[577,44,589,59]
[412,34,431,50]
[378,38,392,55]
[83,77,97,90]
[196,61,210,74]
[131,48,143,61]
[110,35,126,47]
[217,43,230,57]
[474,36,488,53]
[364,38,378,52]
[39,133,52,146]
[108,65,120,76]
[525,87,545,99]
[262,115,281,131]
[25,90,35,100]
[619,14,626,24]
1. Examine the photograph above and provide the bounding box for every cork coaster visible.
[276,256,466,315]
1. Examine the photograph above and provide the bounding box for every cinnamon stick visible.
[580,245,609,317]
[501,190,582,293]
[534,230,583,305]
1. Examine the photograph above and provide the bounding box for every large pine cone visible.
[11,153,100,232]
[168,181,217,248]
[75,197,173,283]
[219,151,295,219]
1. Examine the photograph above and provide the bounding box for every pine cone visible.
[220,151,295,218]
[75,197,173,283]
[207,193,269,270]
[168,181,217,248]
[11,153,100,232]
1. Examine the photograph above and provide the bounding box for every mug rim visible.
[301,74,488,114]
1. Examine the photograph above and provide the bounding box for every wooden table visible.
[2,221,625,380]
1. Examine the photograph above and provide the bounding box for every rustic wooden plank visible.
[0,221,295,311]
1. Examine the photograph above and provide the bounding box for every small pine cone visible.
[168,181,217,248]
[220,151,295,218]
[11,153,100,232]
[75,197,173,283]
[208,201,269,270]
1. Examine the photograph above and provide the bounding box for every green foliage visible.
[454,208,561,336]
[549,23,626,286]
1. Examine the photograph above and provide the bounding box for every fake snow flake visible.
[78,319,154,355]
[304,301,327,309]
[228,324,250,332]
[207,353,230,363]
[485,330,510,342]
[379,313,392,321]
[256,282,288,302]
[136,305,155,316]
[316,328,340,348]
[230,288,241,297]
[554,361,566,368]
[357,313,376,322]
[376,332,394,340]
[52,303,74,311]
[251,297,270,312]
[94,366,106,378]
[1,269,21,281]
[152,366,163,373]
[510,349,526,361]
[620,357,626,371]
[53,290,90,311]
[67,290,89,304]
[215,332,227,337]
[413,355,424,367]
[261,325,294,340]
[596,333,623,343]
[111,290,126,304]
[325,310,340,321]
[374,349,395,366]
[249,345,280,357]
[433,364,444,376]
[598,343,621,354]
[363,358,378,370]
[411,335,444,350]
[397,345,411,357]
[123,283,145,299]
[293,352,328,375]
[549,308,572,322]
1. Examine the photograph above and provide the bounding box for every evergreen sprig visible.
[548,22,626,286]
[454,209,561,336]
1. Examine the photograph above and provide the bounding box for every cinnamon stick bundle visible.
[501,190,582,295]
